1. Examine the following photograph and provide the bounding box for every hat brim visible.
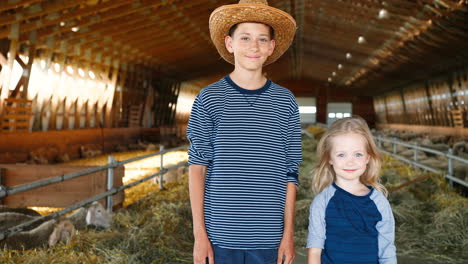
[209,4,296,66]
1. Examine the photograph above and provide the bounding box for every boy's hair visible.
[312,116,387,196]
[228,22,275,40]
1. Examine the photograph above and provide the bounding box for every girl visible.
[307,116,396,264]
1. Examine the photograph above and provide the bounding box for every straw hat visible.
[209,0,297,66]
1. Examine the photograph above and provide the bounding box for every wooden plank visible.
[3,106,32,112]
[0,164,124,208]
[4,98,32,103]
[0,32,18,115]
[104,60,119,128]
[0,0,88,27]
[0,0,135,40]
[20,31,37,98]
[376,123,468,137]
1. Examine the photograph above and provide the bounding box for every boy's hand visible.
[193,233,214,264]
[277,235,295,264]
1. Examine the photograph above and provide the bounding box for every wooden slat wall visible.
[0,164,124,208]
[374,68,468,128]
[1,98,33,132]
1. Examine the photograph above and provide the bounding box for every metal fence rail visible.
[375,136,468,188]
[302,129,468,188]
[0,145,189,241]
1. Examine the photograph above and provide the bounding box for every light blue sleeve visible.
[371,191,397,264]
[306,187,334,249]
[187,93,213,166]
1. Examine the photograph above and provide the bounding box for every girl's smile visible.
[329,132,370,187]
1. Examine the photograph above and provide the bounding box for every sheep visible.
[80,145,103,158]
[1,201,111,232]
[55,152,70,163]
[0,212,41,231]
[399,149,427,160]
[67,201,112,230]
[0,206,41,217]
[137,140,158,151]
[0,217,75,250]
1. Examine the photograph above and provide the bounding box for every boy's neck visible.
[229,69,267,90]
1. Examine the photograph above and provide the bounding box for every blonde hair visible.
[312,116,387,196]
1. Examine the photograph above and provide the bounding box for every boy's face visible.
[225,22,275,71]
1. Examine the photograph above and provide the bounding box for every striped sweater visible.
[187,75,302,249]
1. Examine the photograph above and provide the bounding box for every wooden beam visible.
[104,59,119,128]
[24,0,173,43]
[0,0,43,13]
[49,0,210,50]
[0,0,89,27]
[0,23,19,116]
[0,0,134,40]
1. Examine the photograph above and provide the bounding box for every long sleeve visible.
[306,191,330,249]
[376,199,397,264]
[187,94,214,166]
[286,100,302,185]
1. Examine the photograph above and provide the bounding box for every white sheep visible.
[1,201,111,232]
[67,201,112,230]
[0,217,75,250]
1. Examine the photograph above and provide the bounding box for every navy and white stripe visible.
[187,75,302,249]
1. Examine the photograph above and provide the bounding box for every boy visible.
[187,1,302,263]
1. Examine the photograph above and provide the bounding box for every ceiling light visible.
[328,77,332,82]
[59,21,66,27]
[338,64,343,70]
[78,68,85,77]
[358,36,366,44]
[332,72,336,76]
[71,27,79,32]
[66,65,74,74]
[89,71,96,79]
[378,9,389,19]
[346,53,352,59]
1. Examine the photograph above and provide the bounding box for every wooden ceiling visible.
[1,0,467,96]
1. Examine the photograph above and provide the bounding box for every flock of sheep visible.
[375,129,468,181]
[0,201,112,250]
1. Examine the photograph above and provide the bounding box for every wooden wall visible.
[0,164,124,208]
[0,39,183,134]
[374,67,468,129]
[0,127,159,163]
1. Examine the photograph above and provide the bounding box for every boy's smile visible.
[225,22,275,72]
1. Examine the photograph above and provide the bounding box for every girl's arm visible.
[308,248,322,264]
[374,195,397,264]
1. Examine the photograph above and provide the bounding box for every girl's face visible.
[329,132,370,185]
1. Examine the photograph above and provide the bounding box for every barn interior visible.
[0,0,466,162]
[0,0,467,263]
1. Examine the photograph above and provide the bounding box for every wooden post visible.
[0,167,4,205]
[21,31,37,99]
[104,59,119,128]
[48,43,67,131]
[117,63,128,127]
[0,23,19,116]
[399,89,408,124]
